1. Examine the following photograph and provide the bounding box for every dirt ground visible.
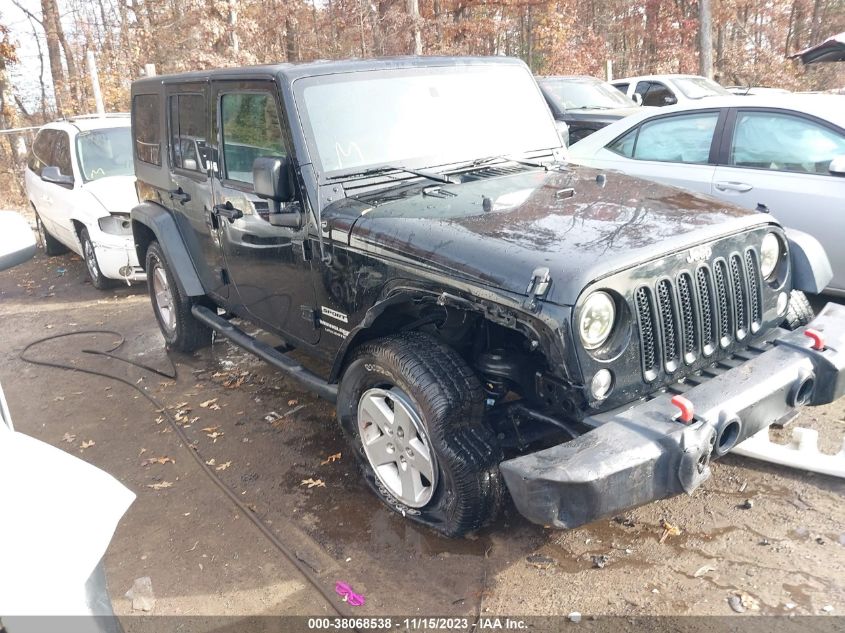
[1,235,843,626]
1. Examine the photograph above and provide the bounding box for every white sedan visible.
[567,94,845,294]
[24,114,145,289]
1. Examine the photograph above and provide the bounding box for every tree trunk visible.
[407,0,422,55]
[41,0,67,116]
[699,0,713,78]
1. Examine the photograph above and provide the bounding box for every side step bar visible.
[191,305,338,402]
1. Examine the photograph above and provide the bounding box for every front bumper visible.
[89,228,146,283]
[500,302,845,529]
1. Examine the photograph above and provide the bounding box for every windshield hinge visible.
[523,267,551,312]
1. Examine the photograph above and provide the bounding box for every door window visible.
[220,92,285,186]
[29,129,55,176]
[639,82,674,107]
[51,131,74,178]
[613,83,629,95]
[611,112,718,163]
[169,93,207,173]
[729,111,845,174]
[133,93,161,165]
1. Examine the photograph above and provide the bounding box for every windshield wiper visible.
[328,164,456,184]
[467,154,551,170]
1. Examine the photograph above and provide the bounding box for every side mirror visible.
[41,166,74,188]
[555,120,570,147]
[183,158,198,171]
[253,156,302,229]
[253,156,294,204]
[632,93,643,106]
[663,95,678,105]
[0,211,36,272]
[829,155,845,177]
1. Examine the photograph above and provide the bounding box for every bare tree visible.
[699,0,713,78]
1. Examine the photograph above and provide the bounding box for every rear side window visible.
[169,93,207,173]
[607,112,718,164]
[613,83,629,94]
[220,92,285,185]
[133,94,161,165]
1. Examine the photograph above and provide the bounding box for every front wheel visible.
[146,241,212,352]
[80,227,115,290]
[337,332,504,537]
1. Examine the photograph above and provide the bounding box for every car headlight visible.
[760,232,781,280]
[97,214,132,236]
[579,291,616,350]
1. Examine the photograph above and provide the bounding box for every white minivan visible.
[24,114,145,288]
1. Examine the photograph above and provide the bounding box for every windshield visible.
[540,78,635,110]
[673,77,731,99]
[296,64,561,176]
[75,126,133,182]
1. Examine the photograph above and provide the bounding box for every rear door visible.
[598,110,722,193]
[713,108,845,291]
[164,82,228,300]
[211,79,320,345]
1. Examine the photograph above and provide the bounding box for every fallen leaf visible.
[200,398,218,408]
[206,431,224,441]
[659,519,682,544]
[142,456,175,466]
[202,426,220,433]
[205,458,216,466]
[80,440,95,449]
[215,461,232,471]
[693,565,717,578]
[147,481,173,490]
[62,432,77,443]
[300,477,326,489]
[320,452,342,465]
[287,399,298,406]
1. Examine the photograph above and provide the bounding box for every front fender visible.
[130,201,205,297]
[787,228,833,294]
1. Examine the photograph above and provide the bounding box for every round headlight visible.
[579,291,616,350]
[760,233,781,280]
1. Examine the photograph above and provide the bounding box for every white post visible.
[144,63,157,77]
[87,50,105,115]
[605,59,613,81]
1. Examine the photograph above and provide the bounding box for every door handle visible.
[715,181,753,193]
[169,187,191,204]
[212,201,243,221]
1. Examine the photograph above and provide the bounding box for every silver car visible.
[567,94,845,293]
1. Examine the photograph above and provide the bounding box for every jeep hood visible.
[83,175,138,215]
[329,167,773,306]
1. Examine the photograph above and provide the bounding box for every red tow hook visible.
[671,395,695,424]
[804,328,825,351]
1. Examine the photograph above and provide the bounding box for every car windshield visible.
[673,77,731,99]
[541,78,635,110]
[75,126,133,182]
[296,64,562,176]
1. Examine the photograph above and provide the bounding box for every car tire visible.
[337,332,504,537]
[80,227,115,290]
[35,212,68,256]
[782,290,815,331]
[146,241,212,352]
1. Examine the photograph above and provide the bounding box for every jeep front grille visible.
[634,249,764,381]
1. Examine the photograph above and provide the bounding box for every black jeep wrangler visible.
[130,56,844,537]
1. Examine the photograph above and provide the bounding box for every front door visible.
[210,80,320,345]
[165,83,228,300]
[713,108,845,292]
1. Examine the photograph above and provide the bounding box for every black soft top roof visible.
[132,56,526,90]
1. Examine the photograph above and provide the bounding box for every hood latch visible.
[523,267,551,313]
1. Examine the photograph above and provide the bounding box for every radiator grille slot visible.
[633,249,764,381]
